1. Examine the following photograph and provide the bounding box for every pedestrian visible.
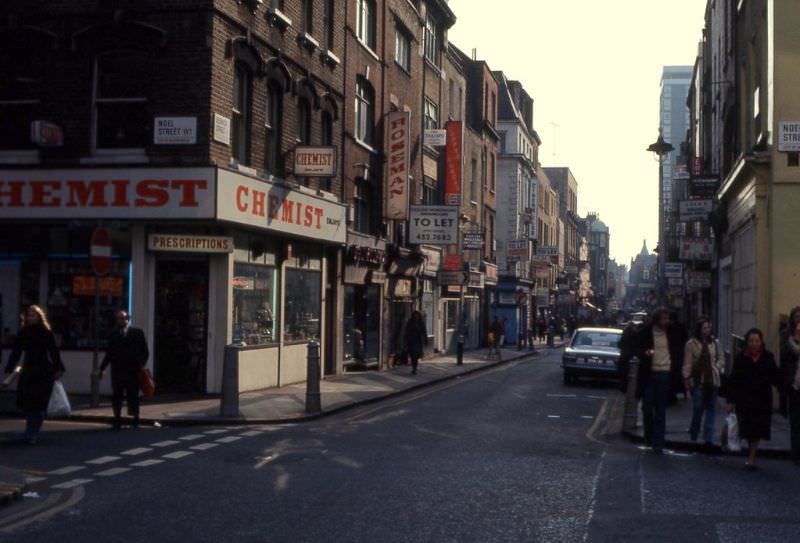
[636,307,684,454]
[98,310,149,429]
[487,316,499,358]
[404,310,427,375]
[498,317,507,349]
[559,318,566,341]
[537,317,547,343]
[682,317,724,452]
[726,328,781,471]
[781,319,800,465]
[3,305,64,445]
[779,306,800,417]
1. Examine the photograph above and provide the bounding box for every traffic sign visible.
[90,227,112,276]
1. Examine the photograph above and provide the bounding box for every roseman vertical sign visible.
[445,121,462,206]
[385,111,410,220]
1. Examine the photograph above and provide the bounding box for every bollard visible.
[622,357,640,433]
[456,334,464,366]
[220,345,240,418]
[306,340,321,414]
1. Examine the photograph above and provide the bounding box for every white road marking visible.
[85,456,120,465]
[587,395,607,400]
[48,466,85,476]
[582,451,607,543]
[162,450,194,460]
[94,467,131,477]
[547,415,561,418]
[24,476,46,484]
[130,459,165,467]
[190,443,220,451]
[581,415,595,419]
[51,478,93,490]
[178,434,205,441]
[121,447,152,456]
[204,429,229,435]
[547,393,577,398]
[215,436,242,443]
[150,440,180,448]
[239,430,264,437]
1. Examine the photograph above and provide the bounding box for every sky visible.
[447,0,707,264]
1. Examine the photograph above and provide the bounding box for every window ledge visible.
[352,136,378,154]
[0,150,40,165]
[81,151,149,165]
[356,38,381,62]
[266,8,292,31]
[297,31,319,52]
[320,49,341,67]
[394,60,412,77]
[424,57,442,75]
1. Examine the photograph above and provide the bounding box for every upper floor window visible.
[323,0,335,50]
[301,0,314,33]
[265,80,284,175]
[354,76,374,145]
[470,159,478,202]
[424,13,440,66]
[354,179,373,233]
[93,50,150,151]
[0,50,43,151]
[231,62,252,165]
[357,0,376,51]
[298,97,312,145]
[424,98,439,131]
[395,28,411,72]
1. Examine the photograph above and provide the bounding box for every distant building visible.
[627,241,659,311]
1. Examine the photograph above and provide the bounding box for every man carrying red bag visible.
[99,310,150,429]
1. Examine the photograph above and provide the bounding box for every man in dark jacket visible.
[635,308,684,453]
[99,310,149,428]
[404,311,428,375]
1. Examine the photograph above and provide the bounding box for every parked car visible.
[561,327,623,385]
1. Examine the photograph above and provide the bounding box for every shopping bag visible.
[722,413,742,452]
[46,380,72,418]
[138,368,155,399]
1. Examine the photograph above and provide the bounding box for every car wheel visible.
[563,372,572,385]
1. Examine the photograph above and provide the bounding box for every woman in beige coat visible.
[682,317,724,450]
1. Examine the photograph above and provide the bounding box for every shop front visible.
[0,166,346,395]
[385,247,422,366]
[419,246,441,356]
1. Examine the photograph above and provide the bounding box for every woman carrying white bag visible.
[3,305,65,445]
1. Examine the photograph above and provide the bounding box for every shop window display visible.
[284,269,321,342]
[232,263,278,346]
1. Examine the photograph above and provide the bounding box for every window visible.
[301,0,313,33]
[491,92,496,124]
[323,0,335,50]
[354,76,374,145]
[232,264,278,346]
[265,80,284,175]
[490,153,495,191]
[232,62,252,165]
[424,13,439,66]
[93,50,150,151]
[284,247,322,343]
[422,180,437,205]
[357,0,376,50]
[481,150,487,189]
[395,28,411,72]
[470,159,478,202]
[499,131,507,154]
[424,98,439,130]
[298,97,311,145]
[0,50,43,151]
[354,179,373,233]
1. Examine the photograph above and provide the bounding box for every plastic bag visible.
[722,413,741,452]
[47,380,72,418]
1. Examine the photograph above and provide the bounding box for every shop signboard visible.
[679,238,713,261]
[507,239,528,260]
[438,271,468,285]
[664,262,683,278]
[444,254,462,271]
[424,129,447,147]
[687,271,712,289]
[420,247,441,275]
[778,121,800,151]
[679,199,713,222]
[72,276,124,297]
[483,262,498,285]
[294,146,336,177]
[444,121,462,206]
[385,111,410,220]
[148,234,234,253]
[498,291,518,305]
[536,245,559,257]
[408,206,457,245]
[0,167,216,219]
[467,271,484,289]
[668,277,684,286]
[217,169,346,244]
[689,177,720,198]
[463,232,484,250]
[154,117,197,145]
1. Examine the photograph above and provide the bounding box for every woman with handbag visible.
[682,317,724,452]
[726,328,781,471]
[3,305,64,445]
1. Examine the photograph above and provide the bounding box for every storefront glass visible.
[284,244,322,343]
[343,285,380,365]
[232,263,278,345]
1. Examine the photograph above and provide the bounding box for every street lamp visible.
[647,131,674,306]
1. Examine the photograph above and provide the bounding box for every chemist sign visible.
[408,206,458,245]
[778,121,800,152]
[154,117,197,145]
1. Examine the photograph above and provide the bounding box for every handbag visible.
[138,368,155,399]
[722,413,741,452]
[46,380,72,418]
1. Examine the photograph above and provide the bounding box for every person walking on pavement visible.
[780,319,800,465]
[404,310,427,375]
[99,310,149,429]
[3,305,64,445]
[537,316,547,343]
[779,307,800,417]
[488,316,500,358]
[726,328,781,471]
[498,317,507,349]
[636,308,684,454]
[682,317,724,452]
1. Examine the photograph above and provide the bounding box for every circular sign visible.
[90,227,112,276]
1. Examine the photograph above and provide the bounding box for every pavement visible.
[622,391,792,458]
[0,344,550,505]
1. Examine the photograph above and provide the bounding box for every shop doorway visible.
[154,257,208,395]
[343,285,381,369]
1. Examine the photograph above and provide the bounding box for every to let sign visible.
[385,111,410,220]
[409,206,458,245]
[778,121,800,151]
[154,117,197,145]
[294,146,336,177]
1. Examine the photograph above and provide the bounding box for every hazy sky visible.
[447,0,706,264]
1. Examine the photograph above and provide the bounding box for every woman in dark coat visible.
[4,305,64,444]
[726,328,781,470]
[404,310,428,375]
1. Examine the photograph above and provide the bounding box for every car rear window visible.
[572,331,621,349]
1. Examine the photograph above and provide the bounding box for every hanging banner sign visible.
[409,205,458,244]
[385,111,410,220]
[463,232,485,250]
[679,199,713,222]
[294,146,337,177]
[664,262,684,278]
[444,121,462,206]
[687,271,712,289]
